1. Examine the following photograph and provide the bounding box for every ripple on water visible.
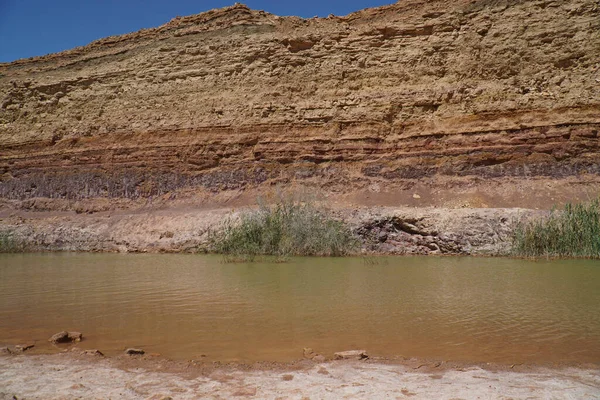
[0,254,599,364]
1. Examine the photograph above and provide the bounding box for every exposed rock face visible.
[354,207,526,255]
[0,0,598,207]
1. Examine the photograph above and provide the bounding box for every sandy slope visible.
[1,354,599,399]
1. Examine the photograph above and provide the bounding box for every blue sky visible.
[0,0,392,62]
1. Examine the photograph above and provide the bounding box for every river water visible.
[0,254,598,364]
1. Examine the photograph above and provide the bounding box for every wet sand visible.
[1,352,599,399]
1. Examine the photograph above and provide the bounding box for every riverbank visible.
[1,352,598,399]
[0,197,540,255]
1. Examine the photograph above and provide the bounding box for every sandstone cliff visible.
[1,0,599,209]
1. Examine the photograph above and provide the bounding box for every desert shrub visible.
[209,195,357,260]
[512,199,600,259]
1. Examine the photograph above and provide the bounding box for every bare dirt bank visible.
[1,353,599,400]
[0,197,540,255]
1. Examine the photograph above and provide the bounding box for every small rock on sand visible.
[303,347,326,362]
[49,331,69,343]
[334,350,368,360]
[83,349,104,357]
[68,332,83,342]
[303,348,315,359]
[125,348,145,355]
[15,344,35,352]
[48,331,83,344]
[312,354,327,363]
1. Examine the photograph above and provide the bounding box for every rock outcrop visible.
[1,0,599,208]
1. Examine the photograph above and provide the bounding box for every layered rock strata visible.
[0,0,599,253]
[0,0,599,207]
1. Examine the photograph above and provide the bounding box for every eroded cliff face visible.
[1,0,599,209]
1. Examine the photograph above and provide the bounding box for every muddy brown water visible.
[0,254,599,365]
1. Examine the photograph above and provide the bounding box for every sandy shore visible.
[1,353,599,399]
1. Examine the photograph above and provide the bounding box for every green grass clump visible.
[0,230,26,253]
[512,199,600,259]
[209,196,357,261]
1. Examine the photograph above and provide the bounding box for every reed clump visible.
[512,199,600,258]
[209,195,357,260]
[0,230,26,253]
